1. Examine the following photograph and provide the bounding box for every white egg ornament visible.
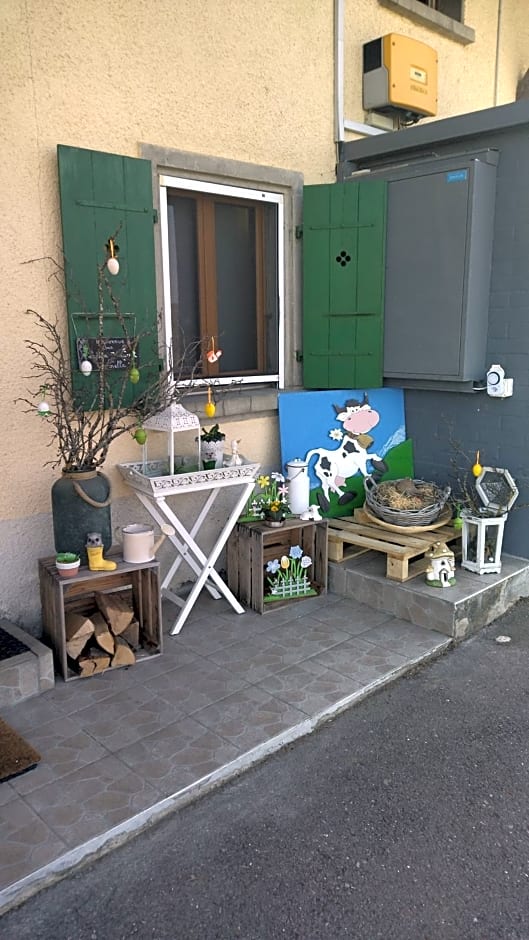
[106,256,120,276]
[37,400,50,417]
[80,359,93,376]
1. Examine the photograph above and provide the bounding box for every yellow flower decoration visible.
[280,555,290,570]
[258,475,270,489]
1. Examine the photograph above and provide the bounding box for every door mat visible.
[0,718,41,782]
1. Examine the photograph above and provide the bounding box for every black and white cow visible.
[305,394,387,511]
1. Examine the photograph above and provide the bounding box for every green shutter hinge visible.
[153,209,159,224]
[295,225,303,239]
[295,349,303,362]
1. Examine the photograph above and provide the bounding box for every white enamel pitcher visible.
[118,523,174,563]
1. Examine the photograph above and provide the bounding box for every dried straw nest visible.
[371,478,441,511]
[365,477,451,527]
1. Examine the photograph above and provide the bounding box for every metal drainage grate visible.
[0,626,30,661]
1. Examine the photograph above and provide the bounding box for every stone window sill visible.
[185,385,280,423]
[378,0,475,45]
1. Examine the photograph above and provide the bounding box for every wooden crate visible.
[38,555,162,680]
[327,508,461,582]
[227,518,328,614]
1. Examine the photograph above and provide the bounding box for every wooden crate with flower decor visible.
[227,517,328,614]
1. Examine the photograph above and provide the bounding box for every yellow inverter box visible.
[363,34,438,121]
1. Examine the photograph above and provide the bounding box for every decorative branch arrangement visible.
[18,247,202,471]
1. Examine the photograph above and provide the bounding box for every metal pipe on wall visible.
[334,0,386,142]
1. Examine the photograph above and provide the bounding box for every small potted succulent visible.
[200,424,226,469]
[55,552,81,578]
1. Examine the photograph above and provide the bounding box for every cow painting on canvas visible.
[278,387,411,519]
[305,393,388,511]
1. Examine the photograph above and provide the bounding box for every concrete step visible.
[329,552,529,639]
[0,620,54,707]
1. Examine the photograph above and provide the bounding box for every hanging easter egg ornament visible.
[204,385,216,418]
[37,400,50,416]
[206,336,223,364]
[80,358,93,376]
[129,350,140,384]
[133,427,147,445]
[106,237,120,276]
[472,450,483,478]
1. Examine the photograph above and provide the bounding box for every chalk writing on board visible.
[76,337,139,371]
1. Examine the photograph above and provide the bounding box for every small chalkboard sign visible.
[76,337,139,371]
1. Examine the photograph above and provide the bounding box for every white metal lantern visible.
[143,403,200,475]
[461,466,518,575]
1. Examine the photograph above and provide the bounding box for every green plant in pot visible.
[200,424,226,469]
[55,552,81,578]
[18,244,200,564]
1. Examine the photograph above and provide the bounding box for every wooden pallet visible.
[327,508,461,582]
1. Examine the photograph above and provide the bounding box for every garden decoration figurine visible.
[228,439,242,467]
[249,472,290,526]
[424,541,456,588]
[265,545,317,602]
[200,424,226,469]
[85,532,117,571]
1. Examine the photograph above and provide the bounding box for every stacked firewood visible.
[65,590,140,677]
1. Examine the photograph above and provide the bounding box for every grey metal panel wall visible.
[339,113,529,560]
[383,154,496,382]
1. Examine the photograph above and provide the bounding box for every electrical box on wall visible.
[363,34,438,123]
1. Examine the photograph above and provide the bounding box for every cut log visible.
[120,619,140,651]
[91,611,115,655]
[77,648,111,677]
[65,612,94,660]
[111,636,136,668]
[95,590,134,635]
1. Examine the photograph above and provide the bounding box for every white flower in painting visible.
[329,428,343,441]
[300,555,312,569]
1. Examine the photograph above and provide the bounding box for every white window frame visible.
[159,174,285,388]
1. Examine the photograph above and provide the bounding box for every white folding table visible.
[118,459,259,634]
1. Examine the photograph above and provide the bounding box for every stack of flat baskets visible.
[364,476,451,527]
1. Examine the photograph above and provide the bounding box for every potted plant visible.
[55,552,81,578]
[18,244,200,563]
[200,424,226,469]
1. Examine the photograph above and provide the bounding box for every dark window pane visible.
[167,194,201,375]
[263,206,279,374]
[215,202,257,372]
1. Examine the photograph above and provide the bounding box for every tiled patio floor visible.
[0,590,451,912]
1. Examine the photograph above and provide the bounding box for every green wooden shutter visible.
[302,180,387,389]
[57,145,158,407]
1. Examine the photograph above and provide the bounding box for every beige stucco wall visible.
[343,0,529,132]
[1,0,527,629]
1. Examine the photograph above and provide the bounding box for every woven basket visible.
[364,477,451,527]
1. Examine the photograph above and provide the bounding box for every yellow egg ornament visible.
[472,450,483,478]
[204,386,216,418]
